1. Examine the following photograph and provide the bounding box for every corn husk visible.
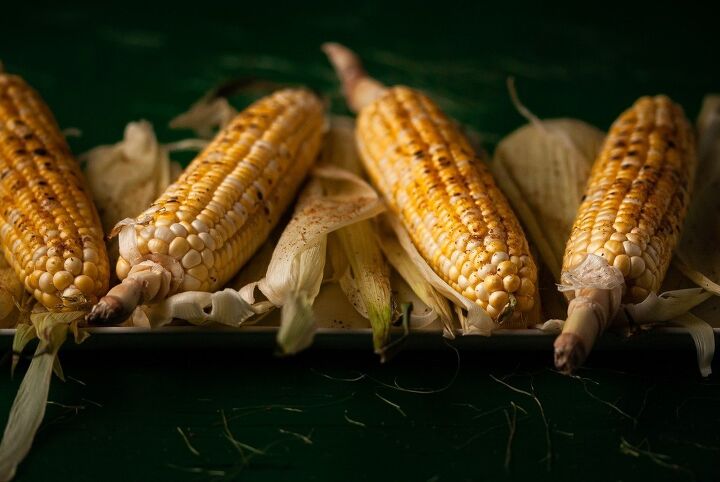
[82,121,194,234]
[333,222,393,353]
[0,311,87,482]
[169,95,237,139]
[493,118,605,281]
[675,95,720,295]
[321,117,393,354]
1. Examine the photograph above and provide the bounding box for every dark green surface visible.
[1,2,720,481]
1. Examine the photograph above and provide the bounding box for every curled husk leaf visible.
[265,166,385,353]
[169,96,238,139]
[0,311,86,482]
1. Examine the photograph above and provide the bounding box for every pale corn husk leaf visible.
[326,233,350,284]
[330,235,368,318]
[334,221,393,354]
[624,286,715,377]
[674,313,715,377]
[311,283,376,329]
[493,118,605,281]
[0,324,67,482]
[377,224,454,336]
[323,117,406,352]
[144,289,260,329]
[169,95,238,139]
[276,237,327,355]
[625,288,713,324]
[321,116,362,174]
[386,214,493,336]
[10,323,36,377]
[263,167,384,352]
[82,121,188,234]
[258,167,384,304]
[0,311,85,482]
[675,95,720,295]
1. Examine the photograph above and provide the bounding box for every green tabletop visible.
[1,2,719,481]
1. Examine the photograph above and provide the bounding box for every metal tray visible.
[1,325,715,351]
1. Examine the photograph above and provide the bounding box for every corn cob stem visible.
[554,284,620,373]
[322,43,386,113]
[88,89,325,324]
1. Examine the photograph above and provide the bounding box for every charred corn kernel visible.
[90,89,325,324]
[356,86,537,323]
[0,73,109,310]
[562,96,695,303]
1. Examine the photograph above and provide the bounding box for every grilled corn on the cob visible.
[555,95,696,372]
[324,43,537,327]
[0,72,110,311]
[87,88,325,324]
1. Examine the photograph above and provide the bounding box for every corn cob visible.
[0,72,110,311]
[323,43,537,327]
[555,95,696,372]
[87,88,325,324]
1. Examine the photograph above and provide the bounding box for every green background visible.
[1,1,720,481]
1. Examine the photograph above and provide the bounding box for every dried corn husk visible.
[675,95,720,295]
[0,310,87,482]
[320,117,393,354]
[82,121,192,234]
[493,118,605,281]
[169,96,237,139]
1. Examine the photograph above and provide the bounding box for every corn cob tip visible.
[553,332,587,374]
[322,42,385,112]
